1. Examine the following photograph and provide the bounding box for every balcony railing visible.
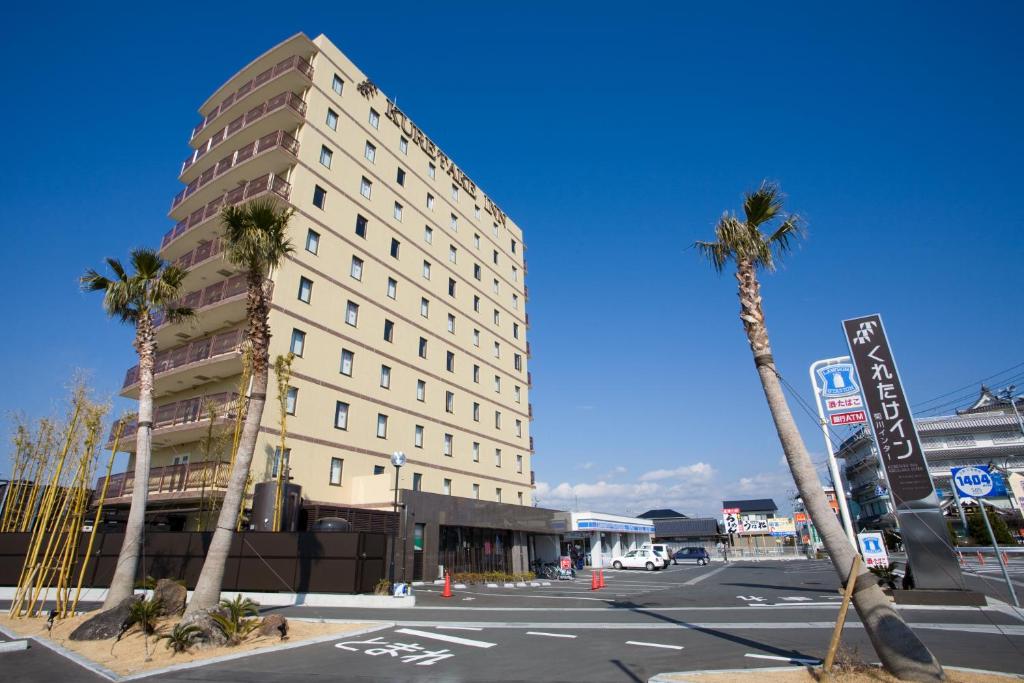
[527,371,532,387]
[529,436,535,452]
[122,328,244,389]
[109,391,241,444]
[191,55,313,142]
[528,403,534,420]
[151,273,257,329]
[171,131,298,212]
[183,91,306,175]
[173,237,223,272]
[97,460,231,501]
[162,174,290,249]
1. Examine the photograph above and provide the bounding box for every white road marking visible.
[627,640,685,650]
[526,631,577,638]
[781,597,813,602]
[394,627,496,648]
[736,595,766,602]
[751,602,843,607]
[684,566,729,586]
[436,626,483,631]
[745,653,821,665]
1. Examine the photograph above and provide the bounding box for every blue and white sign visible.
[951,466,1006,499]
[816,364,860,398]
[857,531,889,568]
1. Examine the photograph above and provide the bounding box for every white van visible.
[642,543,671,568]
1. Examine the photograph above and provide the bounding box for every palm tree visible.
[185,197,294,618]
[81,249,192,609]
[695,182,944,682]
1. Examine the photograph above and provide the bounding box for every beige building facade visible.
[106,33,534,530]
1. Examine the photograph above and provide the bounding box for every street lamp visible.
[388,451,406,589]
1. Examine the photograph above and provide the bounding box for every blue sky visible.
[2,2,1022,518]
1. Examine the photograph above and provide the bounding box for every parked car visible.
[610,548,662,571]
[642,543,672,568]
[672,547,711,566]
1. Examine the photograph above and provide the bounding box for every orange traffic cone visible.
[977,551,985,566]
[441,572,453,598]
[591,571,599,591]
[598,569,606,589]
[957,551,964,567]
[1002,552,1009,565]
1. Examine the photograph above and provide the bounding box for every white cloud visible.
[637,462,714,482]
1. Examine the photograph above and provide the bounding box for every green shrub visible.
[128,597,162,635]
[374,578,391,595]
[158,623,202,654]
[210,594,260,646]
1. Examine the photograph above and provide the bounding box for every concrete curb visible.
[0,639,29,652]
[0,587,415,609]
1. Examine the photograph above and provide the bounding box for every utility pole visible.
[388,451,406,590]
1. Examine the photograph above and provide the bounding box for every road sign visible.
[722,508,740,514]
[951,465,1006,499]
[794,512,807,523]
[826,395,863,411]
[816,364,860,398]
[857,532,889,568]
[723,512,741,533]
[829,410,867,426]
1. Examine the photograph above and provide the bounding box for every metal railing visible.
[97,460,231,501]
[183,91,306,175]
[191,55,313,141]
[122,328,243,388]
[150,273,253,328]
[171,131,298,212]
[109,391,241,443]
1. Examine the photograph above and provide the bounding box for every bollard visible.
[441,572,453,598]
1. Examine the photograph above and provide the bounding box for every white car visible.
[644,543,672,568]
[610,548,662,571]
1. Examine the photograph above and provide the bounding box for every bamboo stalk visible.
[0,425,30,531]
[16,422,55,532]
[271,353,293,533]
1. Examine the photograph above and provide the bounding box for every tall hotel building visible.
[103,34,546,579]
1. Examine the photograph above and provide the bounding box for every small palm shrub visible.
[158,623,202,654]
[210,594,260,645]
[868,562,898,590]
[374,578,391,595]
[128,597,163,635]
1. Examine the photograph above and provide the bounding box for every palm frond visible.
[693,240,730,273]
[743,180,783,228]
[130,248,166,280]
[80,269,112,293]
[220,197,295,274]
[105,257,128,283]
[765,214,804,268]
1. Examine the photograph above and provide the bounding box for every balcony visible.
[527,371,533,387]
[121,328,244,399]
[152,273,260,347]
[95,460,231,507]
[109,391,240,451]
[529,436,535,453]
[191,55,313,148]
[182,91,306,181]
[170,130,298,219]
[161,174,290,259]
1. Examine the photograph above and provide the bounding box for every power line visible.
[911,360,1024,410]
[914,370,1024,417]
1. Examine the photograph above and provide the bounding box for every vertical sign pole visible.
[809,358,857,547]
[950,477,968,535]
[979,499,1019,607]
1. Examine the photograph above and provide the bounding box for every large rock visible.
[153,579,186,617]
[178,608,229,647]
[69,596,141,641]
[257,614,288,639]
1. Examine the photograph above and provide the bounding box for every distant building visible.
[557,511,655,568]
[637,508,688,521]
[638,509,721,549]
[793,486,842,550]
[722,498,778,552]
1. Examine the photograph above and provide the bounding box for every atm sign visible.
[830,410,867,426]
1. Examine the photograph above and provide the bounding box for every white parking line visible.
[684,566,729,586]
[527,631,577,638]
[394,627,496,648]
[745,653,821,665]
[627,641,685,650]
[436,626,483,631]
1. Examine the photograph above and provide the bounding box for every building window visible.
[350,256,364,281]
[492,249,499,265]
[428,162,436,179]
[447,314,456,333]
[396,168,406,186]
[516,454,523,473]
[472,402,480,422]
[319,145,333,168]
[380,365,391,389]
[426,193,435,210]
[451,184,459,201]
[345,301,359,326]
[493,309,500,326]
[334,401,349,430]
[443,433,453,456]
[422,260,431,279]
[313,185,327,209]
[474,233,481,249]
[449,245,457,263]
[450,214,458,231]
[332,74,344,94]
[272,447,290,478]
[418,337,428,358]
[383,319,394,342]
[414,425,424,448]
[420,297,430,318]
[472,329,480,347]
[416,379,426,401]
[494,341,501,358]
[412,472,422,491]
[513,322,519,339]
[514,353,522,371]
[512,294,519,310]
[305,229,320,254]
[326,108,338,130]
[297,277,313,303]
[290,329,305,357]
[424,226,433,244]
[374,465,386,475]
[473,295,480,312]
[364,141,376,162]
[448,278,456,297]
[495,488,502,503]
[512,266,519,282]
[355,214,368,238]
[445,391,454,413]
[473,264,481,280]
[472,442,480,462]
[473,483,480,499]
[494,375,501,393]
[493,279,499,294]
[947,434,976,447]
[515,419,522,437]
[446,351,455,372]
[511,239,517,254]
[394,202,403,221]
[386,277,397,299]
[473,365,480,383]
[494,448,502,467]
[329,457,343,486]
[518,492,524,505]
[495,411,501,429]
[340,349,354,376]
[492,223,499,237]
[399,136,409,154]
[285,387,298,415]
[443,478,452,495]
[376,413,388,438]
[360,177,372,198]
[390,238,401,259]
[369,108,379,128]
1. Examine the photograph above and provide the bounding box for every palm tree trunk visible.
[736,260,944,682]
[104,316,155,608]
[185,274,270,617]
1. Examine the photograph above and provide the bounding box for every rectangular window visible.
[326,108,338,130]
[391,238,401,259]
[332,74,344,94]
[494,341,501,358]
[374,465,386,475]
[443,433,453,456]
[446,351,455,372]
[290,329,306,357]
[448,278,456,297]
[475,205,481,218]
[412,472,422,491]
[426,193,435,210]
[515,420,522,437]
[355,214,368,238]
[414,425,424,448]
[420,297,429,318]
[495,448,501,467]
[305,229,320,254]
[285,387,298,415]
[494,375,501,393]
[396,168,406,186]
[473,295,480,312]
[418,337,428,358]
[518,492,523,505]
[473,483,480,499]
[511,239,518,254]
[350,256,363,281]
[369,108,380,128]
[472,442,480,462]
[320,145,333,168]
[416,379,426,401]
[472,402,480,421]
[474,233,481,249]
[513,322,519,339]
[516,454,523,473]
[445,391,454,413]
[364,141,376,162]
[383,319,394,342]
[272,447,290,478]
[495,488,502,503]
[514,354,522,371]
[380,365,391,389]
[330,457,343,486]
[492,249,499,265]
[360,177,372,198]
[298,276,313,303]
[451,184,459,201]
[443,478,451,495]
[512,266,519,282]
[449,245,457,263]
[473,365,480,383]
[345,301,359,326]
[424,226,433,244]
[492,223,499,237]
[513,294,519,310]
[495,411,502,429]
[334,401,349,429]
[450,213,458,231]
[473,264,481,280]
[340,349,353,376]
[399,136,409,154]
[514,385,521,402]
[473,329,480,347]
[493,279,499,294]
[422,260,431,279]
[493,309,500,325]
[386,277,397,299]
[313,185,327,209]
[376,413,388,438]
[447,314,456,333]
[393,202,403,221]
[428,162,436,179]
